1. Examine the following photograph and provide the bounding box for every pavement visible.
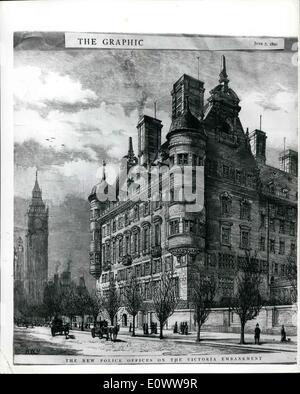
[73,326,297,353]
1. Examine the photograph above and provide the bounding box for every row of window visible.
[102,274,179,301]
[169,153,204,167]
[260,237,296,255]
[221,225,250,249]
[220,194,251,220]
[206,159,257,188]
[169,218,202,236]
[260,215,296,236]
[102,222,162,264]
[102,204,150,237]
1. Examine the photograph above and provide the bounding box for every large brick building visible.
[88,56,297,328]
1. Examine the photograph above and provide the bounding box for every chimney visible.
[137,115,162,166]
[250,129,267,165]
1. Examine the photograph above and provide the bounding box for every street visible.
[14,326,297,359]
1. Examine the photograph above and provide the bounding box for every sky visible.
[14,37,298,204]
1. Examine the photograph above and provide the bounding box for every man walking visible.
[254,323,261,345]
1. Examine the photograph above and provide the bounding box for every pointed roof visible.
[219,55,229,85]
[123,136,138,167]
[32,170,41,194]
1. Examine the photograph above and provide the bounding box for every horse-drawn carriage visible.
[91,320,119,342]
[51,317,70,337]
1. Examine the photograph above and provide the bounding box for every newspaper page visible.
[0,0,299,375]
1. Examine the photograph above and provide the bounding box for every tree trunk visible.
[159,322,163,339]
[196,322,201,342]
[240,321,245,344]
[81,315,84,331]
[132,315,136,336]
[110,316,114,326]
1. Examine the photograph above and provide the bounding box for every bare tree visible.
[103,275,121,325]
[190,267,216,342]
[89,290,104,326]
[61,282,78,327]
[232,252,263,344]
[151,271,179,339]
[123,276,144,336]
[286,253,297,304]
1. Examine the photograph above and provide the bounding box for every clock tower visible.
[25,171,49,304]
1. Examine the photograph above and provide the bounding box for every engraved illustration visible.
[13,32,297,365]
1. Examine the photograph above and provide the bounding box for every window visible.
[223,165,230,178]
[240,229,250,249]
[125,234,131,255]
[279,220,285,234]
[269,218,275,232]
[170,219,180,235]
[124,212,129,226]
[112,220,116,233]
[279,240,285,255]
[145,261,151,276]
[221,194,232,216]
[270,239,275,254]
[221,226,231,246]
[184,220,195,233]
[274,263,278,275]
[143,202,149,216]
[291,243,296,254]
[170,155,174,166]
[173,277,180,298]
[118,238,123,259]
[178,153,188,165]
[143,226,150,252]
[165,256,173,272]
[247,173,254,187]
[260,213,266,228]
[280,264,286,276]
[102,225,106,237]
[133,232,139,254]
[134,206,139,221]
[260,236,265,251]
[144,282,151,300]
[236,170,241,184]
[290,222,296,236]
[152,259,162,274]
[240,200,251,220]
[154,223,161,246]
[112,239,116,264]
[192,154,198,167]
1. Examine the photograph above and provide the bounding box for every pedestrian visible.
[145,323,149,335]
[173,321,178,334]
[185,322,188,335]
[254,323,261,344]
[143,323,146,334]
[281,325,287,342]
[129,322,132,333]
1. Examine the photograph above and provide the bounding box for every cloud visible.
[14,66,98,113]
[14,139,92,169]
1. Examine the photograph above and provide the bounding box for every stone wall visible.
[166,304,297,335]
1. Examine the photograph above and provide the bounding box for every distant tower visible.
[25,171,49,304]
[137,115,162,166]
[279,149,298,176]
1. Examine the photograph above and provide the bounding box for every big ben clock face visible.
[34,218,42,229]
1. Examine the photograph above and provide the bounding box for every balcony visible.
[151,245,162,258]
[168,233,204,257]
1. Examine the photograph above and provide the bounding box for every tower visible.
[25,171,49,304]
[279,149,298,176]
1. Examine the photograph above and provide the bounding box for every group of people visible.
[254,323,288,344]
[141,322,158,335]
[173,321,189,335]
